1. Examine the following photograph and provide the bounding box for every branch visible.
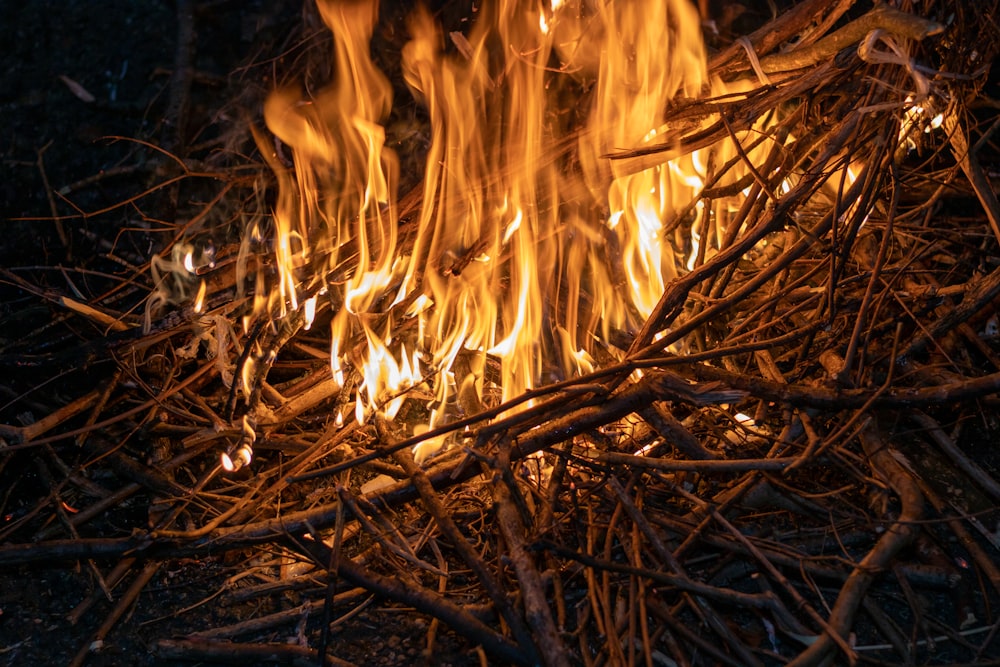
[756,5,944,75]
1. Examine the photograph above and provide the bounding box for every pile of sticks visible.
[2,1,1000,665]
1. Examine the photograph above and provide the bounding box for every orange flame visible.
[245,0,838,462]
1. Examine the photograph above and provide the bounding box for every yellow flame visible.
[251,0,804,462]
[193,280,206,314]
[303,295,317,330]
[220,444,253,472]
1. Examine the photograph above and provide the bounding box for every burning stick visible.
[754,5,945,75]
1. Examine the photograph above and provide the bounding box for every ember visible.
[2,1,1000,665]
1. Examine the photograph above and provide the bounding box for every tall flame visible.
[249,0,800,461]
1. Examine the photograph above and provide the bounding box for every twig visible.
[391,444,540,663]
[787,417,923,667]
[0,388,99,444]
[900,254,1000,364]
[910,412,1000,503]
[284,536,532,666]
[840,162,899,384]
[190,590,368,640]
[945,108,1000,246]
[1,359,215,451]
[596,452,800,472]
[674,362,1000,409]
[626,110,865,354]
[493,445,571,667]
[637,403,717,460]
[68,561,161,667]
[755,5,944,74]
[35,141,70,254]
[709,0,850,73]
[909,471,1000,599]
[156,638,356,667]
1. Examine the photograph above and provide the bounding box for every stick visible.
[787,418,923,667]
[709,0,850,73]
[945,109,1000,246]
[391,444,540,663]
[68,561,161,667]
[910,412,1000,503]
[755,5,944,74]
[36,141,70,254]
[285,536,532,667]
[0,390,99,444]
[156,638,356,667]
[493,446,571,667]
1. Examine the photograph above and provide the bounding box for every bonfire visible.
[2,0,1000,665]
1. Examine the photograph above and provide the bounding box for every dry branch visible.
[788,417,923,666]
[755,5,944,75]
[155,638,356,667]
[285,536,532,666]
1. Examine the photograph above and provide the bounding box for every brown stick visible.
[911,477,1000,599]
[787,418,923,667]
[597,452,800,472]
[709,0,850,73]
[755,5,944,74]
[285,536,532,666]
[391,444,540,663]
[638,404,716,460]
[190,589,369,640]
[493,446,572,667]
[674,362,1000,409]
[626,111,864,354]
[910,412,1000,503]
[68,561,161,667]
[0,389,99,444]
[902,250,1000,360]
[945,109,1000,246]
[35,141,70,254]
[156,638,356,667]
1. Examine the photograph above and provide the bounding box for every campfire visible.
[3,0,1000,665]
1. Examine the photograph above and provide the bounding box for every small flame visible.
[303,295,317,330]
[193,280,207,314]
[221,444,253,472]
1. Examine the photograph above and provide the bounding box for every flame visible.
[575,0,709,319]
[243,0,833,462]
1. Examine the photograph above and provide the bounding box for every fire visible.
[242,0,807,462]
